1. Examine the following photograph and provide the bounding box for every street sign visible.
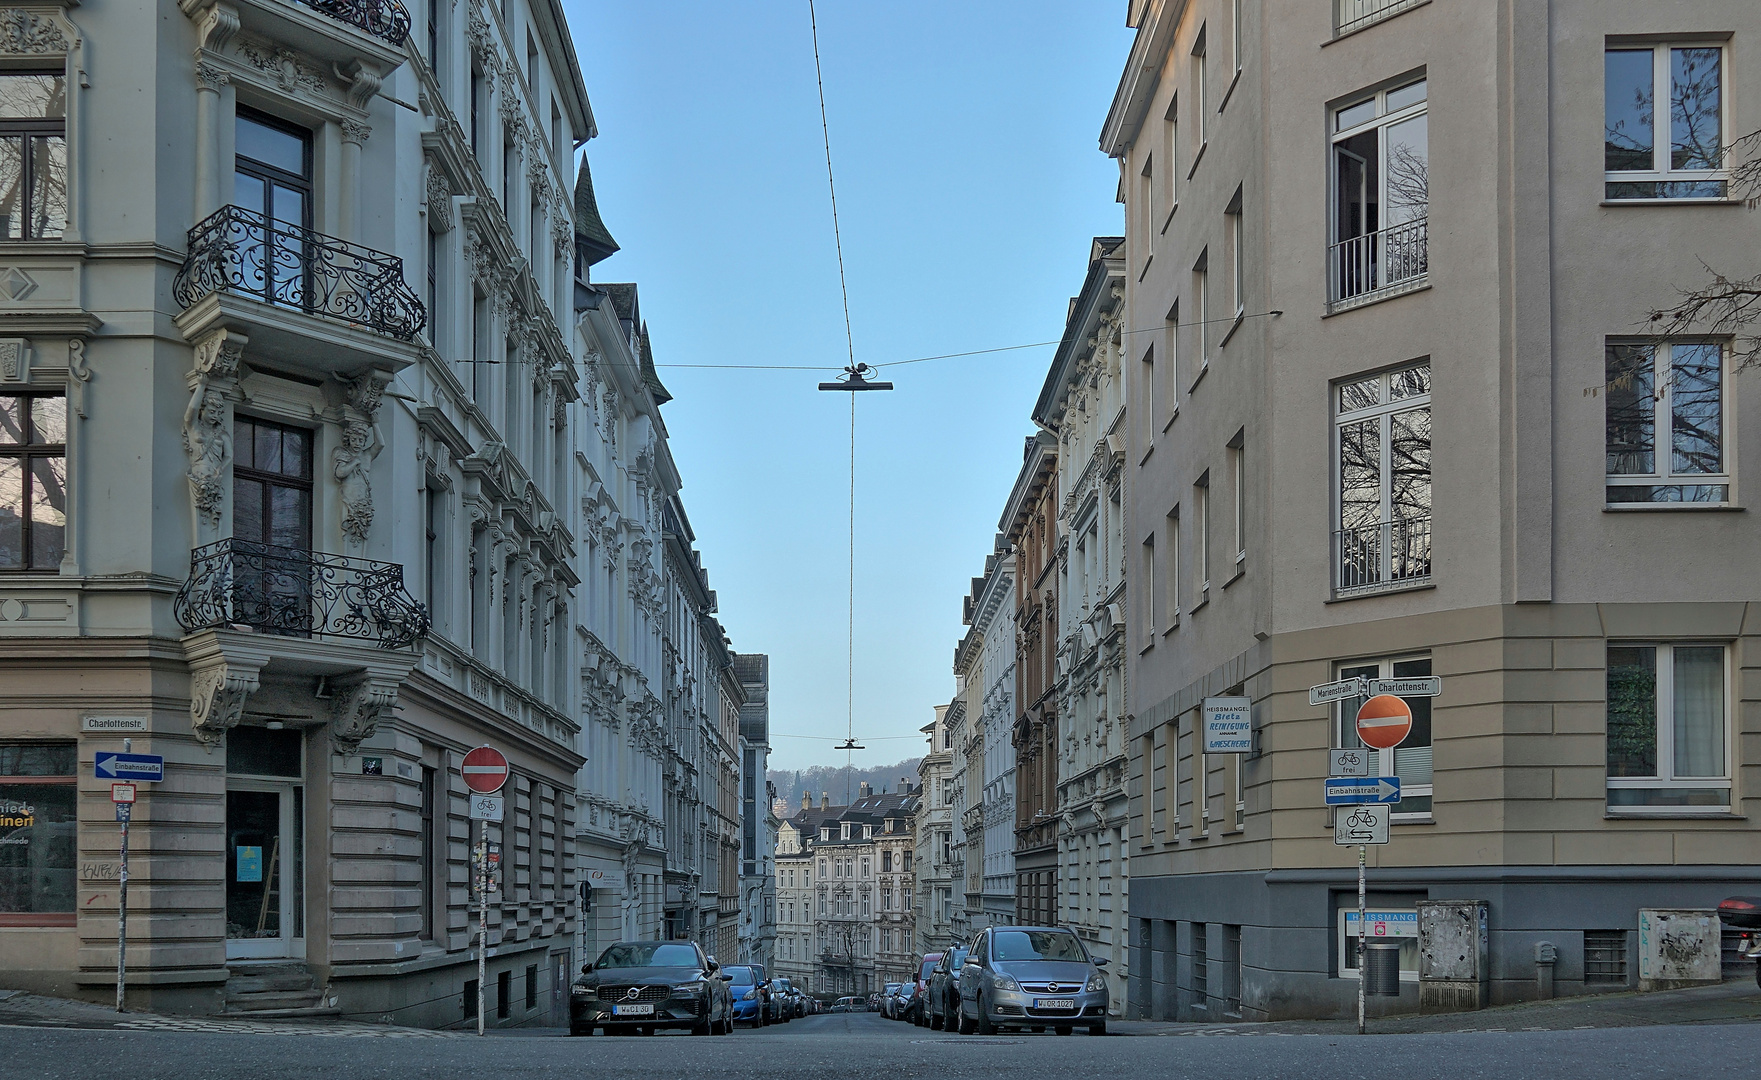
[461,746,509,794]
[1355,695,1414,750]
[1367,676,1441,698]
[469,793,504,821]
[95,752,163,782]
[1329,748,1372,777]
[1334,803,1389,845]
[115,802,132,823]
[1344,909,1418,939]
[1325,776,1402,804]
[1308,677,1367,707]
[1202,697,1253,754]
[110,783,136,804]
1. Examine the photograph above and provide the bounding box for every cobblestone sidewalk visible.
[0,991,456,1037]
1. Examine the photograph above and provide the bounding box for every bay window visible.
[1607,643,1730,809]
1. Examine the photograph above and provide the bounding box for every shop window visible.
[0,743,75,924]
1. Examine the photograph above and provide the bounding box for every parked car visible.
[831,995,862,1013]
[892,982,918,1022]
[956,926,1108,1036]
[868,993,882,1012]
[569,940,736,1037]
[926,946,969,1031]
[908,953,941,1026]
[878,982,903,1019]
[771,977,801,1020]
[724,965,772,1027]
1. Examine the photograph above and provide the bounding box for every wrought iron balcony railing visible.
[1333,517,1432,597]
[1328,215,1428,307]
[292,0,412,47]
[173,538,430,649]
[173,205,427,342]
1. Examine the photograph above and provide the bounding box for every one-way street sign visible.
[1325,776,1402,804]
[95,752,164,783]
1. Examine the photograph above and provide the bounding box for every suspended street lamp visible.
[817,363,893,392]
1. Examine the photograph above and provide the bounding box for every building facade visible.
[913,708,955,954]
[1037,238,1131,1009]
[0,0,593,1027]
[1107,0,1761,1022]
[956,534,1018,935]
[1007,433,1062,926]
[735,654,777,969]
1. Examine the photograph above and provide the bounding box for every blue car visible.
[724,964,772,1026]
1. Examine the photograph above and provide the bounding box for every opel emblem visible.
[1048,983,1060,993]
[624,986,642,1000]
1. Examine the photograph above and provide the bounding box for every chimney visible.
[801,790,811,811]
[820,792,829,810]
[859,782,871,799]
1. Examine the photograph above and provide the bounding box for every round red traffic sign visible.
[461,745,509,794]
[1355,694,1413,751]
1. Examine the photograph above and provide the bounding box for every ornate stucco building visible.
[1006,432,1061,926]
[1037,237,1131,1010]
[912,708,954,954]
[954,533,1017,935]
[735,653,776,969]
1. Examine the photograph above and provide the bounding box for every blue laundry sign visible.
[236,846,263,883]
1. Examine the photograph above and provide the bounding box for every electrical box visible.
[1638,909,1722,991]
[1418,899,1488,1012]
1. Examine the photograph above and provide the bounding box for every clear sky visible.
[563,2,1131,772]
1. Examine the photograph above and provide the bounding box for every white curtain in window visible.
[1673,646,1724,777]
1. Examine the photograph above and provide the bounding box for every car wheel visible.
[929,1008,943,1031]
[976,997,994,1035]
[1089,1021,1107,1036]
[960,1005,977,1035]
[692,1014,712,1037]
[638,1026,654,1036]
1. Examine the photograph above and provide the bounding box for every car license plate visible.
[1033,998,1077,1011]
[612,1003,654,1016]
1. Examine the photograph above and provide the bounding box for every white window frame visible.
[1194,250,1210,370]
[1328,77,1429,308]
[1141,344,1156,450]
[1604,340,1731,507]
[1165,506,1181,628]
[1603,43,1730,202]
[1331,362,1432,597]
[1231,0,1244,75]
[1141,533,1157,638]
[1229,197,1245,318]
[1163,95,1179,217]
[1195,476,1211,598]
[1231,438,1246,565]
[1605,641,1732,812]
[1140,154,1155,258]
[1193,27,1208,149]
[1334,654,1433,821]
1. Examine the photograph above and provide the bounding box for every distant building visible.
[735,654,777,969]
[913,708,956,954]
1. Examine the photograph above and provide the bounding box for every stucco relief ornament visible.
[425,159,454,233]
[0,10,69,55]
[183,376,232,529]
[239,41,327,95]
[0,340,20,381]
[333,417,383,544]
[189,662,261,748]
[195,62,231,94]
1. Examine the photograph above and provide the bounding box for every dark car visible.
[908,953,940,1026]
[926,946,968,1030]
[957,926,1109,1036]
[569,940,736,1037]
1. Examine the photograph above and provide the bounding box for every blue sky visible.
[563,2,1131,772]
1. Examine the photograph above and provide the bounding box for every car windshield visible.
[947,949,969,969]
[595,943,699,969]
[991,931,1087,963]
[919,960,936,980]
[723,966,758,984]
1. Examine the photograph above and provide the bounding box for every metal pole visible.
[116,737,130,1013]
[477,819,486,1037]
[1356,843,1366,1035]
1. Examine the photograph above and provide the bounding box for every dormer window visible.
[840,822,851,841]
[820,827,830,842]
[863,825,873,839]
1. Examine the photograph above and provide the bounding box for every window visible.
[1162,96,1179,212]
[1193,249,1210,369]
[1194,474,1210,596]
[0,393,65,570]
[1162,302,1179,417]
[0,744,74,924]
[1607,643,1730,809]
[1231,0,1244,76]
[1226,186,1245,318]
[1165,507,1180,626]
[1605,341,1727,504]
[1192,26,1208,150]
[1605,44,1726,200]
[1336,656,1433,817]
[0,73,66,240]
[234,110,314,307]
[1229,431,1245,566]
[1333,362,1431,596]
[420,766,436,939]
[1140,534,1156,637]
[1330,78,1428,305]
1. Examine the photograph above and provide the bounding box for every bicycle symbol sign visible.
[1334,803,1389,846]
[1329,748,1372,777]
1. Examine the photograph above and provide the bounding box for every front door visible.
[225,727,305,961]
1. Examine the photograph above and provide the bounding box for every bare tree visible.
[1646,128,1761,370]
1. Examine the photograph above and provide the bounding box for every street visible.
[4,1010,1761,1080]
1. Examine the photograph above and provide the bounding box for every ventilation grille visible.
[1584,930,1628,985]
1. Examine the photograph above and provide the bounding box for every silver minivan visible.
[956,925,1109,1035]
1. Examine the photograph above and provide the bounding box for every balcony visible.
[173,538,430,649]
[1327,216,1427,313]
[290,0,411,47]
[1334,0,1427,37]
[1333,517,1432,598]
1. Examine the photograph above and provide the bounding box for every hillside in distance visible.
[768,758,924,816]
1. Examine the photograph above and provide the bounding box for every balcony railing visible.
[174,205,427,342]
[1328,216,1428,308]
[1335,0,1426,36]
[291,0,412,46]
[1333,517,1432,597]
[173,538,430,649]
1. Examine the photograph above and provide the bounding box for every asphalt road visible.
[5,1009,1761,1080]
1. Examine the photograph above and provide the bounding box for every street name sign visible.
[95,752,163,782]
[1367,677,1441,698]
[461,746,509,794]
[1334,803,1389,845]
[1202,697,1253,754]
[1329,748,1372,777]
[1308,678,1366,706]
[469,794,504,822]
[1325,776,1402,804]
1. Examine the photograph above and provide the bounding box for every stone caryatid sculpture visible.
[183,373,232,530]
[333,416,383,545]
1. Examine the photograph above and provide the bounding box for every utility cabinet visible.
[1637,909,1722,991]
[1418,900,1488,1012]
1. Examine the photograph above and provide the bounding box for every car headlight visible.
[742,989,757,1000]
[990,973,1019,992]
[571,985,593,997]
[1086,973,1107,993]
[672,981,706,997]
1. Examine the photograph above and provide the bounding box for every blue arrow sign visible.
[95,752,164,783]
[1325,776,1401,804]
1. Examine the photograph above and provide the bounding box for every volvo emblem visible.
[624,986,642,1000]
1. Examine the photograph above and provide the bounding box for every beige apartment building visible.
[1108,0,1761,1020]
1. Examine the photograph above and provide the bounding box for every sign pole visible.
[1357,842,1366,1035]
[476,818,487,1037]
[116,738,131,1012]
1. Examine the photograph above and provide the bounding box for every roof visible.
[1032,237,1125,429]
[638,325,673,405]
[573,157,619,267]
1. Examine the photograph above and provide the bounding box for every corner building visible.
[1107,0,1761,1020]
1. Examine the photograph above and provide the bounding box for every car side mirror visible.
[706,958,719,972]
[719,973,734,981]
[581,963,593,974]
[1093,958,1109,967]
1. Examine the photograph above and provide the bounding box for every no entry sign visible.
[1355,695,1413,751]
[461,745,509,794]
